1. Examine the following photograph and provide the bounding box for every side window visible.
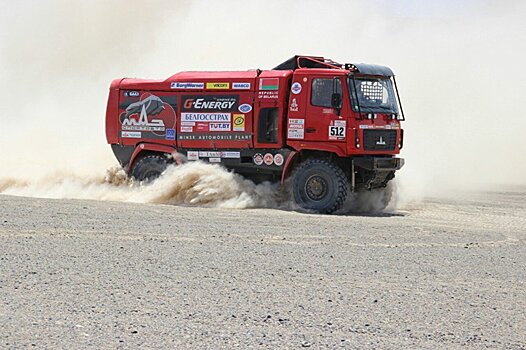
[257,108,278,143]
[311,78,341,107]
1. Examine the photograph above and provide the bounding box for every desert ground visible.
[1,190,525,349]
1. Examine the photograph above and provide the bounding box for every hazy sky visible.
[383,0,482,17]
[0,0,524,196]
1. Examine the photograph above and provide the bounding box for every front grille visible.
[363,130,397,151]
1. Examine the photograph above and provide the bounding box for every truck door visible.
[303,76,346,143]
[253,74,290,149]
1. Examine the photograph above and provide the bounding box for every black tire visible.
[130,155,168,182]
[292,159,349,214]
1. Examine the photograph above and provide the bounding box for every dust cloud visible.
[0,162,280,209]
[0,0,525,208]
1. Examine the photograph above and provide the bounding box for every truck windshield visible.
[348,76,399,114]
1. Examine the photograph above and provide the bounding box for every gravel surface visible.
[1,191,525,349]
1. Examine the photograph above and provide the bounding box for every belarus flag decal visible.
[259,78,279,91]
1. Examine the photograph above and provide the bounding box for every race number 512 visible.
[329,126,345,138]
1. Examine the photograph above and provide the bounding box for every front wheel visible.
[130,155,168,182]
[292,159,349,214]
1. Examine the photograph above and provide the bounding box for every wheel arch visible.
[127,143,176,173]
[281,150,350,183]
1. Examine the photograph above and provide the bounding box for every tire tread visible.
[293,159,349,214]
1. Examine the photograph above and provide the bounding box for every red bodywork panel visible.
[105,78,124,144]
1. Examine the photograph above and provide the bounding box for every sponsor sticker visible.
[180,126,193,132]
[121,131,141,138]
[273,153,284,166]
[233,114,245,131]
[209,157,221,163]
[253,153,264,165]
[123,91,139,97]
[195,123,209,132]
[238,103,252,113]
[329,120,346,140]
[263,153,274,166]
[121,105,165,131]
[290,98,299,112]
[181,113,231,122]
[187,151,199,161]
[182,95,239,112]
[287,119,305,139]
[259,78,279,90]
[291,82,302,94]
[209,123,231,131]
[199,151,220,157]
[178,133,252,141]
[221,151,241,158]
[289,118,305,125]
[206,82,230,89]
[288,129,304,139]
[165,128,176,140]
[359,124,369,129]
[232,82,251,89]
[181,121,196,126]
[171,82,204,89]
[120,94,176,136]
[288,124,303,130]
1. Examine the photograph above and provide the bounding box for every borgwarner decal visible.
[120,94,176,138]
[171,82,204,89]
[182,95,239,112]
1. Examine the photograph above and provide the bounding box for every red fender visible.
[127,143,176,172]
[287,141,347,157]
[280,142,347,183]
[281,151,297,184]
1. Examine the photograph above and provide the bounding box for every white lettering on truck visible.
[181,113,231,122]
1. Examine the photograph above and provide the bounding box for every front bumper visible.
[353,157,404,171]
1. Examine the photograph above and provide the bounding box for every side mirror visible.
[331,93,342,108]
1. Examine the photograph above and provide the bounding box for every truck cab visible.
[273,56,404,196]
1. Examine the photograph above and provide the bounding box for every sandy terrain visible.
[1,191,525,349]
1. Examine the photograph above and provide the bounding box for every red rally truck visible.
[105,56,405,213]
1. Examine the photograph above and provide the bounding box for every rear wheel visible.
[130,155,168,182]
[292,159,349,214]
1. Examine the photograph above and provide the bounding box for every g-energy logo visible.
[182,95,239,112]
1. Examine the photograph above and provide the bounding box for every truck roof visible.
[167,70,259,81]
[117,56,394,90]
[274,55,394,77]
[118,70,292,91]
